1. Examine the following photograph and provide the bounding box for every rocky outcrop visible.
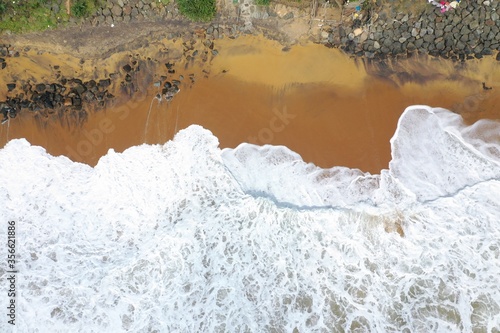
[90,0,180,26]
[325,0,500,61]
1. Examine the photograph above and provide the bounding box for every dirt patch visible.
[1,20,196,59]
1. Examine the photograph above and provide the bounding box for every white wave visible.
[0,107,499,332]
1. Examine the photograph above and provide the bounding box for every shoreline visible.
[1,1,500,173]
[1,32,500,174]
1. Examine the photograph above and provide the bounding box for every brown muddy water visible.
[1,35,499,174]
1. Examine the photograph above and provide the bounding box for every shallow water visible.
[1,36,500,174]
[0,105,499,332]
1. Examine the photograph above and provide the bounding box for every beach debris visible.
[482,82,493,90]
[428,0,460,13]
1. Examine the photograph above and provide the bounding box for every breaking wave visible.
[0,106,499,332]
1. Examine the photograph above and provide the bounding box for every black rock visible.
[83,91,96,102]
[7,83,16,91]
[496,52,500,61]
[40,91,55,108]
[1,62,6,69]
[8,107,17,118]
[73,82,87,95]
[86,80,97,89]
[429,50,439,57]
[98,78,111,89]
[72,95,82,107]
[36,83,46,92]
[19,99,30,109]
[1,106,8,117]
[123,64,132,73]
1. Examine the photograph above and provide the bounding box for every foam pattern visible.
[0,107,499,332]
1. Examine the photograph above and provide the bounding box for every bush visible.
[177,0,216,21]
[0,1,6,16]
[71,0,99,18]
[71,0,90,17]
[256,0,270,5]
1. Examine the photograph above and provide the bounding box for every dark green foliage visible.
[72,0,90,17]
[0,0,6,16]
[361,0,374,12]
[177,0,216,21]
[256,0,270,5]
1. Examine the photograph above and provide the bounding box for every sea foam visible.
[0,106,499,332]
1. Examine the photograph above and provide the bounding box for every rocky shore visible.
[0,25,230,124]
[331,0,500,61]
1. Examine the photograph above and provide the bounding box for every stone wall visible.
[86,0,180,26]
[331,0,500,61]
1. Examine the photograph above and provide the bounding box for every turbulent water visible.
[0,106,499,332]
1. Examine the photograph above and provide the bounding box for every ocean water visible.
[0,105,499,332]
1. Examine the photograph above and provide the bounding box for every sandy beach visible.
[1,33,500,174]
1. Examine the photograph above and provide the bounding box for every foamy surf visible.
[0,106,499,332]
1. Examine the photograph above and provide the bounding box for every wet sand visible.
[1,35,500,174]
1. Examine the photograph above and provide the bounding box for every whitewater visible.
[0,105,499,332]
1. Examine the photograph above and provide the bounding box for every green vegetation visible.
[361,0,374,12]
[0,1,7,16]
[177,0,216,21]
[0,0,59,33]
[71,0,92,17]
[256,0,270,5]
[71,0,100,18]
[0,0,100,33]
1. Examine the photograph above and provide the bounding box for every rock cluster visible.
[329,0,500,61]
[0,45,10,70]
[90,0,179,26]
[1,77,114,124]
[0,24,238,124]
